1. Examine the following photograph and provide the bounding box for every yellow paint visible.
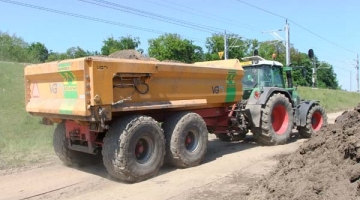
[24,57,244,121]
[240,61,252,66]
[218,51,224,59]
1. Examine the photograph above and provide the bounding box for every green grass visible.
[0,61,359,169]
[0,62,55,169]
[297,87,360,113]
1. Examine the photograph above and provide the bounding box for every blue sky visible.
[1,0,359,91]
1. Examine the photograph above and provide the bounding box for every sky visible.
[1,0,359,91]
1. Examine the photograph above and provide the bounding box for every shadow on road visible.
[203,132,300,164]
[73,132,302,183]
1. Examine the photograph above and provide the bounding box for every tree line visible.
[0,31,338,89]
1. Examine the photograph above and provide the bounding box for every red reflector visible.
[254,91,261,99]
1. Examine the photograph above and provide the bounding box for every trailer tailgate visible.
[25,59,89,117]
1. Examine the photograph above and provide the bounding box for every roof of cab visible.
[240,56,283,67]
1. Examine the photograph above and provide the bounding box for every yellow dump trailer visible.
[25,57,244,182]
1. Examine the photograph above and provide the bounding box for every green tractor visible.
[217,55,327,145]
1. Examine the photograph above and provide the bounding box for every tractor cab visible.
[240,56,285,99]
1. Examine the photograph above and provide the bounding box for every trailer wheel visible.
[253,93,293,145]
[102,115,165,183]
[298,105,327,138]
[162,112,208,168]
[53,123,95,167]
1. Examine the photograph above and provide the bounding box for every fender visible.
[296,100,320,127]
[247,87,293,105]
[245,87,293,127]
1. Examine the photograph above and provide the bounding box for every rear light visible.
[254,91,261,99]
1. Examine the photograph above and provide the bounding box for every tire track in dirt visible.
[0,112,344,200]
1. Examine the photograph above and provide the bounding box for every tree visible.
[66,46,88,58]
[205,33,224,60]
[46,46,90,62]
[205,33,249,61]
[256,40,286,63]
[290,52,313,87]
[46,51,68,62]
[0,31,33,62]
[148,33,203,63]
[315,62,339,89]
[101,35,141,55]
[27,42,48,63]
[245,39,260,56]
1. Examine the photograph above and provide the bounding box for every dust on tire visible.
[253,93,293,145]
[102,115,165,183]
[162,112,208,168]
[298,104,327,138]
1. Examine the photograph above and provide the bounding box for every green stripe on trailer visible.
[59,99,78,115]
[225,69,237,102]
[58,63,78,114]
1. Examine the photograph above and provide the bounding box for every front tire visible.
[253,93,293,145]
[297,105,327,138]
[102,115,165,183]
[162,112,208,168]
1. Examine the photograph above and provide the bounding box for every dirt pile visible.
[246,108,360,200]
[109,49,158,61]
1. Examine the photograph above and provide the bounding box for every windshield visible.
[243,67,259,88]
[242,65,284,88]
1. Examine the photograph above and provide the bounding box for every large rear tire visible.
[253,93,293,145]
[162,112,208,168]
[53,123,95,167]
[102,115,165,183]
[297,104,327,138]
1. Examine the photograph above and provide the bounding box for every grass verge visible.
[297,87,360,113]
[0,62,55,169]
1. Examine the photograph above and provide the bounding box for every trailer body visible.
[25,57,244,182]
[25,57,244,128]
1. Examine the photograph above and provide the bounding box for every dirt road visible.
[0,111,344,200]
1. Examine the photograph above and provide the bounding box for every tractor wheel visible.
[102,115,165,183]
[298,105,327,138]
[53,123,96,167]
[215,133,245,142]
[253,93,293,145]
[162,112,208,168]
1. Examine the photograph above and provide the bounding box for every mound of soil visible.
[247,108,360,200]
[109,49,158,61]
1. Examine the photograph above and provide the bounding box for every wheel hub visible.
[271,104,289,135]
[134,137,153,164]
[135,142,144,156]
[185,130,199,152]
[186,135,192,145]
[311,111,323,131]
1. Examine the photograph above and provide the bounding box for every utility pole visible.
[285,20,290,66]
[312,66,316,88]
[224,30,228,60]
[262,20,290,66]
